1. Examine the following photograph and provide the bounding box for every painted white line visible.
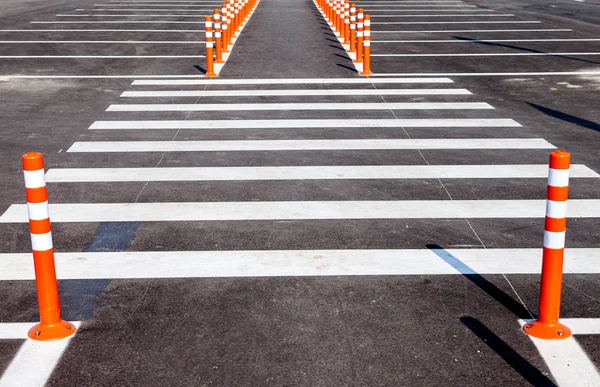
[520,321,600,387]
[66,138,556,152]
[0,40,203,43]
[373,29,573,33]
[31,20,204,23]
[88,118,521,129]
[368,10,497,12]
[80,8,211,11]
[1,249,600,280]
[370,14,516,17]
[0,324,32,340]
[355,4,478,6]
[0,29,203,32]
[373,52,600,57]
[121,89,469,97]
[0,74,218,79]
[371,71,600,76]
[57,13,208,17]
[44,164,599,183]
[373,38,600,43]
[94,3,231,6]
[107,102,494,111]
[0,322,82,387]
[377,21,541,24]
[130,77,455,85]
[2,200,600,223]
[561,319,600,335]
[0,55,204,58]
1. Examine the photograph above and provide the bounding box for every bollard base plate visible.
[28,320,77,341]
[523,320,572,340]
[359,71,374,77]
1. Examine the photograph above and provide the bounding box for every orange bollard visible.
[214,10,224,63]
[344,2,350,45]
[204,16,217,77]
[360,14,373,76]
[354,9,363,63]
[221,4,229,53]
[349,4,356,53]
[523,150,572,340]
[22,152,76,341]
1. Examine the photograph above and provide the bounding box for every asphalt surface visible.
[0,0,599,385]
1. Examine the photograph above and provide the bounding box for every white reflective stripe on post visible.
[23,169,46,189]
[364,40,370,46]
[546,200,568,219]
[205,32,212,38]
[357,31,363,37]
[365,20,370,27]
[351,16,356,22]
[215,32,221,38]
[215,15,221,21]
[206,21,212,28]
[206,42,212,47]
[215,23,221,29]
[544,230,566,249]
[358,13,363,18]
[364,30,370,37]
[358,22,363,28]
[27,201,50,221]
[31,232,53,251]
[548,168,570,187]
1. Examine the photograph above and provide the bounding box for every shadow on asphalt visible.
[528,102,600,133]
[451,36,600,66]
[461,317,558,387]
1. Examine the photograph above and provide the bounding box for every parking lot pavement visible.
[0,0,599,385]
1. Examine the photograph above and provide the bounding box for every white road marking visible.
[0,74,220,79]
[376,21,541,24]
[88,118,521,129]
[373,38,600,43]
[121,88,469,97]
[0,322,82,387]
[2,200,599,223]
[79,8,211,11]
[94,3,236,6]
[1,249,600,279]
[373,52,600,57]
[57,13,209,17]
[130,77,455,85]
[370,14,516,17]
[66,138,556,152]
[0,40,204,43]
[355,4,478,6]
[43,164,599,183]
[520,320,600,387]
[561,319,600,335]
[0,29,203,32]
[372,71,600,76]
[31,20,204,23]
[107,102,494,111]
[373,29,573,33]
[0,55,204,58]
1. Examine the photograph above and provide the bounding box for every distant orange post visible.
[204,16,217,77]
[360,14,372,75]
[22,152,76,341]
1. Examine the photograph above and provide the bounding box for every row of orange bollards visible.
[204,0,259,77]
[20,151,574,341]
[315,0,372,76]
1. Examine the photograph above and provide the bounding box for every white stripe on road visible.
[1,200,599,222]
[88,118,521,129]
[370,14,516,17]
[355,4,478,6]
[0,40,204,43]
[377,21,541,24]
[79,8,211,11]
[373,29,573,33]
[120,89,470,97]
[0,323,82,387]
[0,249,599,280]
[0,55,204,58]
[107,102,494,111]
[373,38,600,43]
[0,29,203,32]
[560,319,600,335]
[32,20,204,24]
[44,164,599,183]
[373,52,600,57]
[0,74,221,79]
[66,138,556,152]
[371,71,600,76]
[94,3,235,6]
[130,77,455,85]
[57,13,209,17]
[368,10,496,12]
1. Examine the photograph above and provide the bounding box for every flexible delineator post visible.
[524,150,572,340]
[344,2,350,45]
[349,4,356,53]
[214,10,224,63]
[354,9,363,63]
[204,16,217,77]
[360,14,373,76]
[22,152,76,341]
[221,4,229,52]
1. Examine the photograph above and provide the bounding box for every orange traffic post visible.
[22,152,76,341]
[335,1,341,36]
[221,4,229,53]
[227,4,235,47]
[360,14,373,76]
[343,2,350,45]
[204,16,217,77]
[523,150,572,340]
[349,4,356,53]
[214,10,224,63]
[354,9,363,64]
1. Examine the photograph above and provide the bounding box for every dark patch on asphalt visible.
[59,222,141,321]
